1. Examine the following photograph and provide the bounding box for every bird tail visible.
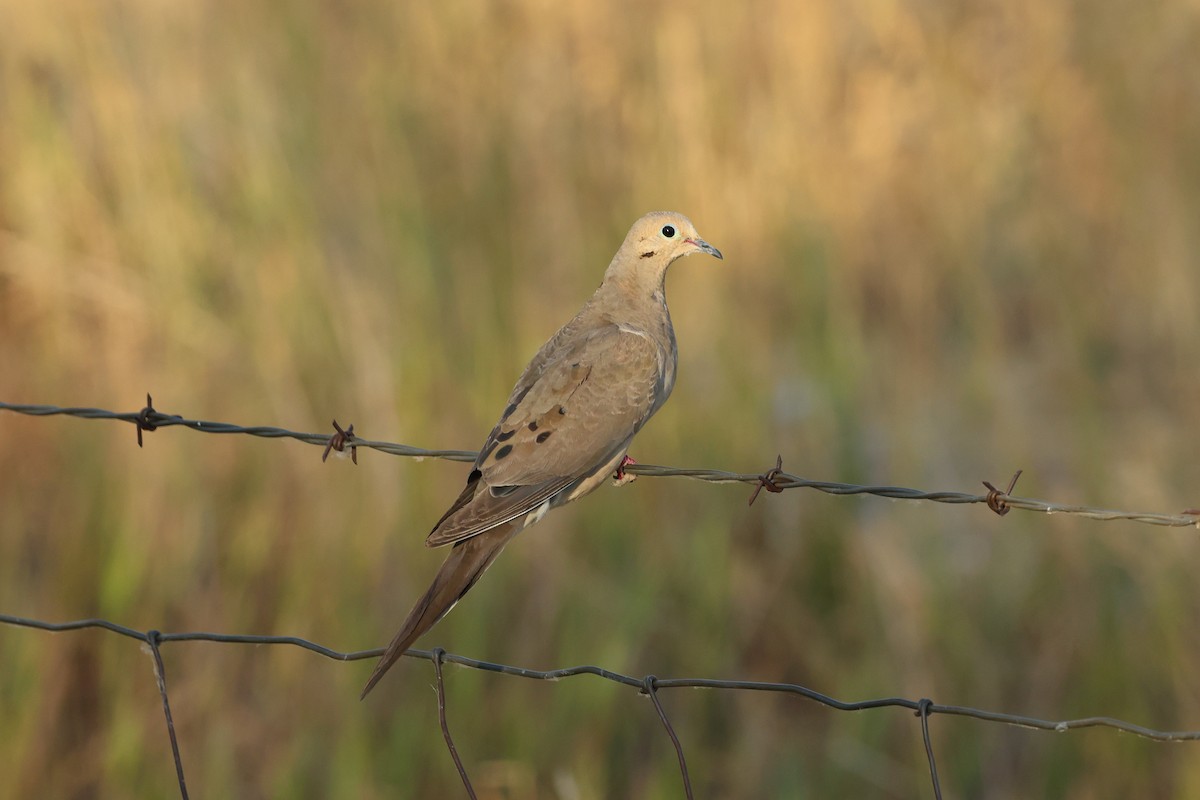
[360,522,521,699]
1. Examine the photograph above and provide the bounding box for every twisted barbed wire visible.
[3,399,1198,528]
[3,396,1200,799]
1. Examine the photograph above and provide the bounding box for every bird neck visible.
[602,258,672,300]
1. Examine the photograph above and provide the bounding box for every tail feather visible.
[360,523,520,699]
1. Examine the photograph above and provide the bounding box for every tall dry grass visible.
[1,0,1199,796]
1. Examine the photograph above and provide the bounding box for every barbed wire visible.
[3,399,1198,528]
[3,396,1200,799]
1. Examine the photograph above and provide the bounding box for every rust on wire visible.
[982,469,1023,516]
[322,420,357,464]
[748,454,786,506]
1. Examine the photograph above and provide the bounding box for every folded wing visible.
[425,324,664,547]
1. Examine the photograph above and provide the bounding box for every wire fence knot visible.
[982,469,1023,516]
[641,674,694,800]
[748,454,786,506]
[322,420,357,464]
[136,394,160,448]
[134,394,184,448]
[916,698,943,800]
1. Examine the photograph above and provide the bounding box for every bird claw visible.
[612,455,638,487]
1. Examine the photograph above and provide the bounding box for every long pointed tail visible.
[360,523,520,699]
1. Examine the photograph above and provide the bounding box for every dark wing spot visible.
[467,469,482,483]
[497,430,516,442]
[640,251,656,259]
[495,444,513,460]
[536,431,552,444]
[528,421,538,432]
[503,403,518,419]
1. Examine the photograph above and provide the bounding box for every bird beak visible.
[684,237,723,260]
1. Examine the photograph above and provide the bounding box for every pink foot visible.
[612,455,638,487]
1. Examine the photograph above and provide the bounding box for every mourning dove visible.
[361,211,721,698]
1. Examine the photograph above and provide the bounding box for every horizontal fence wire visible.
[4,399,1198,528]
[2,398,1200,800]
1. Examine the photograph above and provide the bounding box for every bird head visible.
[627,211,722,262]
[604,211,722,291]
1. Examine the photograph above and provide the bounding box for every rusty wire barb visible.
[321,419,358,464]
[2,612,1200,800]
[2,399,1197,529]
[982,470,1023,516]
[747,454,785,506]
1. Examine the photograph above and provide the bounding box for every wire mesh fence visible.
[2,398,1199,799]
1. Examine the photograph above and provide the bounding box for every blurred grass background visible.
[1,0,1199,797]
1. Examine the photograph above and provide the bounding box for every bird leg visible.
[612,454,638,487]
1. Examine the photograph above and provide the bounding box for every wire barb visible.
[136,393,158,448]
[747,454,785,506]
[322,420,357,464]
[982,469,1023,516]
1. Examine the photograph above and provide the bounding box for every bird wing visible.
[425,323,665,547]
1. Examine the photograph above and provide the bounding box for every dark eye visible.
[661,225,676,238]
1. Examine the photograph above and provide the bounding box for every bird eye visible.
[661,225,676,238]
